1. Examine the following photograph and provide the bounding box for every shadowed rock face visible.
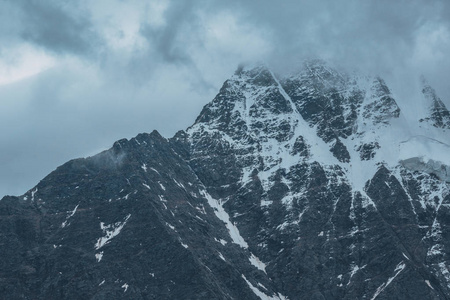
[1,61,450,300]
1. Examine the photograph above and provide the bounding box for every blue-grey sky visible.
[1,0,450,197]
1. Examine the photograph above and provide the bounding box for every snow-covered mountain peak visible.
[3,59,450,300]
[181,61,450,299]
[188,61,450,198]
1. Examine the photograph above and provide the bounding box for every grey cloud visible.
[131,0,450,81]
[236,0,443,70]
[2,0,102,57]
[139,0,198,65]
[137,0,215,91]
[208,0,450,103]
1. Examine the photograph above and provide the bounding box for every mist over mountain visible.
[1,60,450,299]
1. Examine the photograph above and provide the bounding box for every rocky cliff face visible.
[1,61,450,299]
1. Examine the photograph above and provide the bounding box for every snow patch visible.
[215,238,228,245]
[95,214,131,250]
[348,264,366,285]
[173,178,185,190]
[95,251,103,262]
[166,222,176,231]
[31,188,38,201]
[261,200,273,207]
[61,204,79,228]
[241,274,287,300]
[370,262,406,300]
[218,252,226,261]
[249,253,267,273]
[201,190,249,248]
[428,244,444,257]
[425,280,434,290]
[150,167,160,174]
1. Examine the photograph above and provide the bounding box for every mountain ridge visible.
[1,60,450,299]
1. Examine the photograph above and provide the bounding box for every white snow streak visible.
[241,274,287,300]
[200,190,269,276]
[166,222,176,231]
[370,262,406,300]
[150,167,160,175]
[31,188,38,201]
[200,190,248,248]
[215,238,227,245]
[61,204,79,228]
[95,251,103,262]
[347,264,366,285]
[218,252,226,261]
[95,214,131,250]
[249,253,267,273]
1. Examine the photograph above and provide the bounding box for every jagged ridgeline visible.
[1,60,450,299]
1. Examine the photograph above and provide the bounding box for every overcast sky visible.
[1,0,450,197]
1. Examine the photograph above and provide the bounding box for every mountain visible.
[1,60,450,299]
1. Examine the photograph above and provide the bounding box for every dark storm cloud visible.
[1,0,102,57]
[138,0,450,77]
[2,0,449,75]
[205,0,450,75]
[139,0,197,65]
[138,0,216,91]
[144,0,450,100]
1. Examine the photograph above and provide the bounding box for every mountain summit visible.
[1,61,450,299]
